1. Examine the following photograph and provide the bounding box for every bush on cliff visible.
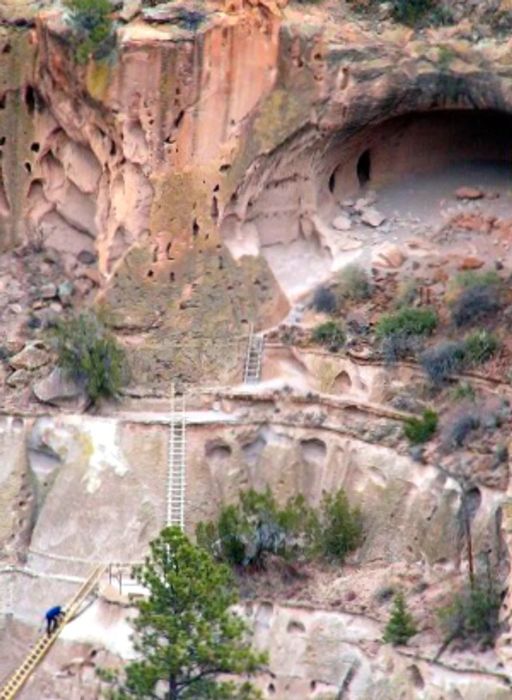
[312,321,346,352]
[438,576,501,647]
[376,307,438,339]
[336,264,372,302]
[311,286,338,314]
[64,0,114,64]
[99,527,265,700]
[196,487,363,569]
[53,311,125,405]
[383,591,417,646]
[403,408,438,444]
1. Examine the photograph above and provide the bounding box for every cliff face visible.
[2,2,512,698]
[2,3,512,385]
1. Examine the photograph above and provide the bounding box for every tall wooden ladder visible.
[244,325,264,384]
[166,387,186,530]
[0,565,105,700]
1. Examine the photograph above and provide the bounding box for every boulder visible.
[361,208,386,228]
[9,343,49,371]
[32,367,87,409]
[332,214,352,231]
[57,281,74,306]
[459,256,484,270]
[7,369,30,388]
[354,190,377,212]
[372,243,405,268]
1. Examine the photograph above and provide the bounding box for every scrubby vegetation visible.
[196,487,363,569]
[311,286,337,314]
[336,264,372,302]
[376,307,438,339]
[53,311,126,404]
[381,331,422,363]
[311,321,345,351]
[64,0,114,64]
[403,408,438,444]
[448,271,503,327]
[383,592,417,646]
[394,280,419,309]
[451,381,475,402]
[421,332,499,385]
[438,577,501,647]
[441,407,480,450]
[420,340,466,385]
[463,330,499,366]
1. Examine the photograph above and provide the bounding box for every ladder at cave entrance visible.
[243,325,264,384]
[166,387,187,530]
[0,565,105,700]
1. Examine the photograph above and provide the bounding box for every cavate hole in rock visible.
[286,620,306,634]
[300,438,326,465]
[205,440,232,461]
[356,148,371,187]
[333,370,352,393]
[407,665,425,690]
[256,601,273,625]
[464,486,482,520]
[242,433,267,466]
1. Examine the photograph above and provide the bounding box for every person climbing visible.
[45,605,64,636]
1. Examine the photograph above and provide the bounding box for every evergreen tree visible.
[101,527,265,699]
[383,591,417,646]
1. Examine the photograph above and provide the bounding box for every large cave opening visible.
[222,109,512,301]
[325,109,512,204]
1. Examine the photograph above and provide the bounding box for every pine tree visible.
[383,591,417,646]
[101,527,265,699]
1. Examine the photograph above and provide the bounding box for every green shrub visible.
[64,0,114,64]
[383,592,417,645]
[450,270,502,292]
[403,409,438,444]
[463,330,499,366]
[312,321,345,352]
[53,311,125,404]
[313,490,363,562]
[438,579,501,646]
[197,487,362,568]
[337,264,372,302]
[376,307,438,339]
[196,488,311,569]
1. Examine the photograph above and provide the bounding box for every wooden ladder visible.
[243,325,264,384]
[0,565,105,700]
[166,387,186,530]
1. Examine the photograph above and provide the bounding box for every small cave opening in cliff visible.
[356,148,371,187]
